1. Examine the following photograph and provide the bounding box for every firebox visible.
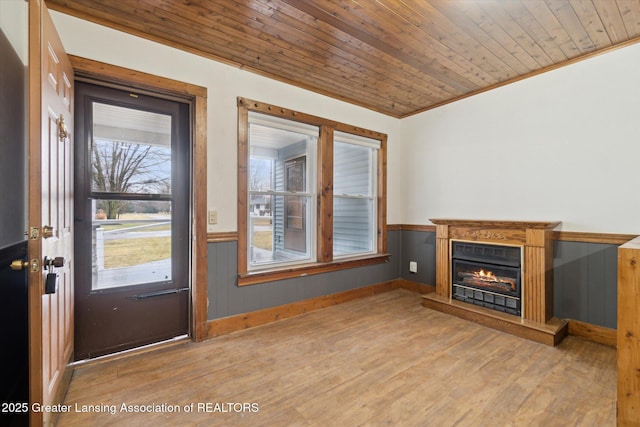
[451,241,522,316]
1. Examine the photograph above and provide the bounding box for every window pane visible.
[334,139,377,257]
[250,125,316,194]
[248,112,317,270]
[249,157,274,192]
[92,102,171,195]
[334,141,373,196]
[250,195,312,267]
[333,197,374,256]
[91,199,172,290]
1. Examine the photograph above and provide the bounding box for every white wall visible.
[49,11,403,232]
[400,43,640,234]
[50,10,640,234]
[0,0,28,64]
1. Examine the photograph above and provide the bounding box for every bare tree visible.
[92,140,171,219]
[249,157,272,191]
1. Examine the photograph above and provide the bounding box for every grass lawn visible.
[102,223,171,232]
[252,216,273,251]
[253,217,271,226]
[252,231,272,251]
[104,237,171,269]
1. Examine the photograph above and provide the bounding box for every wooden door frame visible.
[69,55,209,342]
[28,7,44,425]
[283,155,307,253]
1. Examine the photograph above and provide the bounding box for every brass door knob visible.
[10,260,29,271]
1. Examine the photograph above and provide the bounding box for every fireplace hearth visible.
[451,241,522,315]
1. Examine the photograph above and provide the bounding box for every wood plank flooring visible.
[57,289,616,426]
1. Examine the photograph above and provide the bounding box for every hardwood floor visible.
[57,289,616,426]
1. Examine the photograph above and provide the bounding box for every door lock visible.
[45,272,58,294]
[44,256,65,270]
[43,257,64,295]
[42,225,55,239]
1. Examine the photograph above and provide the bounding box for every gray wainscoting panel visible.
[207,240,237,320]
[208,231,619,329]
[207,230,401,320]
[0,29,28,248]
[400,230,436,285]
[553,241,618,329]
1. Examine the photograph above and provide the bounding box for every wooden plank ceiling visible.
[47,0,640,118]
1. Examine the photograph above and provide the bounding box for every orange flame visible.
[463,269,516,291]
[473,269,502,283]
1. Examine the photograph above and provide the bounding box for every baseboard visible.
[395,278,436,294]
[567,319,616,348]
[206,278,433,339]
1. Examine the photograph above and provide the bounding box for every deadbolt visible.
[42,225,54,239]
[44,256,65,270]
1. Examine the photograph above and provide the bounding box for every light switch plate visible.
[208,210,218,224]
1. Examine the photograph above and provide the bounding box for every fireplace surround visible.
[422,219,568,346]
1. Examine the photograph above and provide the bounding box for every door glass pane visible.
[91,200,172,290]
[91,103,171,195]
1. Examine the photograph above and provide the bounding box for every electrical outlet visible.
[208,210,218,224]
[409,261,418,273]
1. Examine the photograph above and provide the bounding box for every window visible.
[89,102,175,290]
[247,112,318,269]
[333,132,379,257]
[238,98,387,285]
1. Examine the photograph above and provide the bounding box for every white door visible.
[28,2,74,425]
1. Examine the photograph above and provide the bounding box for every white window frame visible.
[333,132,380,258]
[247,113,318,271]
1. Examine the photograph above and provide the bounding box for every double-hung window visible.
[238,98,387,285]
[333,132,379,257]
[247,112,318,269]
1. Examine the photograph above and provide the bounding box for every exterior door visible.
[73,81,190,360]
[28,2,75,425]
[284,156,306,252]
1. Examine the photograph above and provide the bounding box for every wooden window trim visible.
[237,97,387,286]
[238,253,391,286]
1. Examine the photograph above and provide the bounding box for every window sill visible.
[238,253,391,286]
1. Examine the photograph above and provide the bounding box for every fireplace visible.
[422,219,568,346]
[451,241,521,315]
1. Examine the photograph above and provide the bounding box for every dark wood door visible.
[73,81,190,360]
[28,3,75,425]
[284,156,306,253]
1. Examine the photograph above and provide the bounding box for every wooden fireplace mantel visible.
[429,218,561,230]
[423,219,568,346]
